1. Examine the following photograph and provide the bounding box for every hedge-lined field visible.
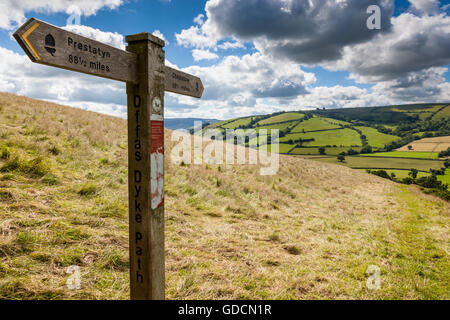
[360,151,439,159]
[256,112,304,126]
[314,156,444,171]
[279,129,361,147]
[291,117,341,132]
[355,126,400,148]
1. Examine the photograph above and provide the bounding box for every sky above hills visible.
[0,0,449,120]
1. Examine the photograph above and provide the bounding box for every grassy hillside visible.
[0,93,449,300]
[209,104,449,201]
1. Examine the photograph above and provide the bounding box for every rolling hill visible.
[207,104,450,199]
[0,92,449,300]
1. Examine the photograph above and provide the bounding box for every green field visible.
[257,112,304,125]
[355,126,400,148]
[438,169,450,184]
[222,117,253,129]
[279,128,361,147]
[432,105,450,120]
[314,156,444,171]
[257,143,294,153]
[290,147,362,156]
[291,117,341,132]
[322,118,351,126]
[360,151,439,159]
[255,122,294,132]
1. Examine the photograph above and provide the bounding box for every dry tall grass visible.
[0,92,448,300]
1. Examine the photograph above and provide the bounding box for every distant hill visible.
[207,103,450,156]
[207,104,450,200]
[0,92,448,300]
[165,118,220,131]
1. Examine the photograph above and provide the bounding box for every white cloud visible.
[409,0,440,15]
[218,41,245,50]
[192,49,219,61]
[0,46,126,117]
[327,13,450,82]
[0,0,123,29]
[162,52,318,118]
[193,14,205,25]
[175,25,219,49]
[152,30,169,45]
[63,24,125,49]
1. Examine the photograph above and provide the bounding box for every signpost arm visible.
[126,33,166,300]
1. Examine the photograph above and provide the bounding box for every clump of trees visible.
[366,168,449,201]
[439,148,450,158]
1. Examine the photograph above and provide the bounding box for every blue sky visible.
[0,0,449,120]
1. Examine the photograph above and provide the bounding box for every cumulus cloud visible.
[175,0,450,107]
[409,0,440,15]
[176,0,394,64]
[63,24,125,49]
[329,13,450,82]
[218,41,245,50]
[184,52,315,101]
[161,52,318,118]
[371,67,450,102]
[193,14,205,25]
[192,49,219,61]
[152,30,169,45]
[175,24,220,49]
[0,46,126,116]
[0,0,123,29]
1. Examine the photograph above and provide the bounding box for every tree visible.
[361,145,373,154]
[347,148,359,155]
[439,148,450,158]
[408,145,413,151]
[409,168,419,180]
[445,160,450,168]
[318,147,326,155]
[391,172,396,179]
[337,155,346,162]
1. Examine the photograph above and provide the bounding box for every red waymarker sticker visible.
[150,120,164,210]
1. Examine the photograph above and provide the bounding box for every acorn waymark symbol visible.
[44,34,56,56]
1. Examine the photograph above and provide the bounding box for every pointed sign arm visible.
[14,18,204,98]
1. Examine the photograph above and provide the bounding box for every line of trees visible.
[367,166,449,201]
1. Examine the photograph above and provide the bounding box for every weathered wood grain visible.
[14,18,138,83]
[165,66,204,98]
[126,33,165,300]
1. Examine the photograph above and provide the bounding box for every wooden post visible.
[126,33,166,300]
[14,18,203,300]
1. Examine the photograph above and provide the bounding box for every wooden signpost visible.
[14,18,204,300]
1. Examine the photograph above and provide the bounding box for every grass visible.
[222,117,253,129]
[432,105,450,120]
[291,117,341,133]
[279,129,361,147]
[257,112,304,126]
[354,126,400,148]
[0,92,448,300]
[437,169,450,184]
[255,122,295,132]
[257,143,294,154]
[361,151,440,160]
